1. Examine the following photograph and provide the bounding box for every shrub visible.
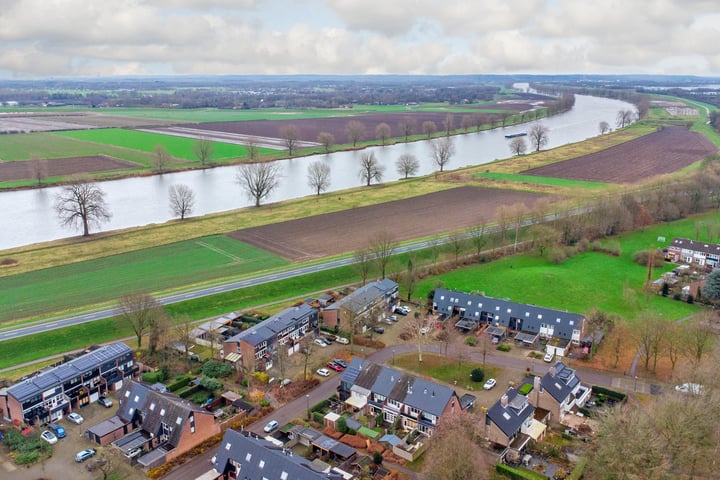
[337,416,348,433]
[177,384,203,399]
[631,249,665,267]
[373,451,383,465]
[310,398,331,413]
[498,343,511,352]
[519,383,533,395]
[548,248,569,264]
[142,371,160,383]
[687,294,694,304]
[672,292,682,300]
[192,392,209,404]
[252,371,270,384]
[203,360,233,378]
[464,336,478,346]
[591,385,627,402]
[200,376,223,392]
[495,463,548,480]
[470,368,485,382]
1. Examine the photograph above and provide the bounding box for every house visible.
[0,343,135,425]
[485,387,546,454]
[223,303,319,372]
[338,357,461,435]
[530,362,591,422]
[433,289,585,355]
[85,380,220,468]
[209,429,346,480]
[322,279,399,329]
[666,237,720,269]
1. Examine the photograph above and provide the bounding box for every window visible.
[538,314,543,319]
[150,402,155,411]
[440,295,445,300]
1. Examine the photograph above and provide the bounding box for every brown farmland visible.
[521,126,717,184]
[229,186,547,261]
[0,155,138,182]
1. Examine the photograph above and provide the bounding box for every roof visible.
[459,393,476,410]
[344,358,456,417]
[669,237,720,256]
[324,280,398,315]
[85,415,128,438]
[486,388,534,438]
[433,288,584,341]
[7,343,133,402]
[118,380,210,449]
[212,429,344,480]
[225,303,317,347]
[540,362,581,403]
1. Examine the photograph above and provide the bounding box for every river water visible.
[0,95,633,251]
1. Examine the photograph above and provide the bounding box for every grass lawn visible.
[474,172,607,190]
[394,352,499,387]
[54,128,275,160]
[0,235,288,323]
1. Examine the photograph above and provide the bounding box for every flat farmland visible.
[521,126,717,183]
[229,186,548,261]
[0,235,288,323]
[0,155,137,182]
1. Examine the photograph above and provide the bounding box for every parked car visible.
[388,315,398,322]
[326,361,343,372]
[41,430,58,445]
[335,336,349,345]
[543,351,554,363]
[263,420,279,433]
[97,396,113,408]
[75,448,97,463]
[420,327,429,335]
[313,338,328,348]
[491,336,499,344]
[332,359,347,368]
[66,412,84,424]
[373,326,385,334]
[323,336,335,344]
[675,383,703,395]
[316,368,330,377]
[48,422,66,438]
[395,305,410,315]
[483,378,497,390]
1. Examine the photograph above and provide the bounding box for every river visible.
[0,95,633,251]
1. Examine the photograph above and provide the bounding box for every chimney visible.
[549,365,556,376]
[501,394,508,407]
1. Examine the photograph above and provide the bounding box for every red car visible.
[326,361,344,372]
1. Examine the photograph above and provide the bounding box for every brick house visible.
[0,343,135,425]
[223,303,319,372]
[338,357,461,436]
[666,237,720,269]
[322,279,399,329]
[485,387,546,453]
[529,362,591,422]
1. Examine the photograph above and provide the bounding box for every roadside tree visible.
[375,122,391,145]
[424,411,489,480]
[119,293,164,349]
[395,153,419,179]
[430,136,455,172]
[168,184,195,220]
[54,179,111,236]
[246,137,259,162]
[467,219,488,259]
[307,161,331,195]
[353,247,373,286]
[370,230,396,279]
[404,312,434,363]
[445,231,466,266]
[402,255,418,302]
[193,138,214,166]
[460,114,473,132]
[358,152,384,186]
[528,123,549,151]
[236,162,281,207]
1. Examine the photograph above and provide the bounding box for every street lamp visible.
[634,375,638,391]
[306,394,310,420]
[392,350,395,365]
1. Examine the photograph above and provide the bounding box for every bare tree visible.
[299,336,313,381]
[495,205,511,243]
[404,311,434,362]
[446,231,466,266]
[528,123,549,152]
[148,309,171,356]
[193,137,214,166]
[173,315,196,366]
[425,411,489,480]
[279,125,299,156]
[54,179,111,236]
[353,247,373,286]
[422,120,437,138]
[119,293,164,349]
[460,114,473,133]
[317,131,334,153]
[375,122,391,146]
[508,136,527,156]
[528,224,560,257]
[599,121,611,135]
[152,144,171,173]
[346,120,365,147]
[633,313,664,372]
[443,113,455,136]
[467,219,488,259]
[402,255,418,302]
[28,154,47,186]
[370,231,396,279]
[430,136,455,172]
[306,161,331,195]
[168,184,195,220]
[472,112,485,132]
[395,153,419,179]
[236,162,281,207]
[584,309,614,361]
[616,109,635,128]
[358,151,384,186]
[398,117,416,141]
[683,313,714,369]
[508,202,528,252]
[246,137,259,162]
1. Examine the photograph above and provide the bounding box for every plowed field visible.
[229,186,547,261]
[521,126,717,184]
[0,155,138,182]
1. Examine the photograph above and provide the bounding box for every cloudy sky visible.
[1,0,718,78]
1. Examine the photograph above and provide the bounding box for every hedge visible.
[313,411,324,423]
[167,375,193,392]
[177,384,203,399]
[591,385,627,402]
[310,398,331,413]
[141,372,161,383]
[495,464,548,480]
[568,458,587,480]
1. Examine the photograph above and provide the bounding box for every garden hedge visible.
[591,385,627,402]
[495,464,549,480]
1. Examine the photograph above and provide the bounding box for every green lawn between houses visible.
[0,235,288,324]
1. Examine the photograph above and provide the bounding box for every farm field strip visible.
[475,172,607,189]
[137,125,320,150]
[0,235,288,323]
[0,131,152,162]
[0,155,139,182]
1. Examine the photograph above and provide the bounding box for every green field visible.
[54,128,275,160]
[0,235,288,323]
[0,132,153,163]
[475,172,607,189]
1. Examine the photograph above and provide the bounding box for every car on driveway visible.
[316,368,330,377]
[314,338,328,348]
[263,420,279,433]
[373,326,385,334]
[41,430,58,444]
[326,361,343,372]
[75,448,96,463]
[543,351,554,363]
[97,396,113,408]
[395,305,410,315]
[67,412,84,424]
[332,358,347,368]
[335,336,349,344]
[483,378,497,390]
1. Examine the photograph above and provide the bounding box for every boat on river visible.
[504,132,527,139]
